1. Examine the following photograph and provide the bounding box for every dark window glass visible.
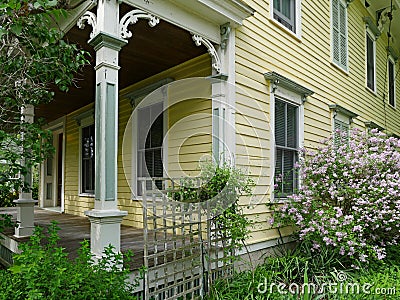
[273,0,296,32]
[389,60,395,107]
[366,34,375,90]
[274,99,298,197]
[82,124,95,194]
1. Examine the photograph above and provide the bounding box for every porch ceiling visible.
[365,0,400,53]
[36,4,207,122]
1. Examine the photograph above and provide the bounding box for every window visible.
[334,118,349,145]
[137,102,164,194]
[265,72,312,199]
[388,57,396,107]
[81,124,95,194]
[331,0,348,70]
[366,31,376,91]
[275,99,299,197]
[273,0,296,32]
[329,104,357,146]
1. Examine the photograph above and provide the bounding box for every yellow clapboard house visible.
[17,0,400,262]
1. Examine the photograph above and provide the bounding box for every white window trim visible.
[388,55,396,108]
[270,0,302,39]
[366,27,377,93]
[329,104,358,140]
[78,114,95,197]
[330,0,349,72]
[270,86,304,202]
[40,116,66,211]
[130,87,169,199]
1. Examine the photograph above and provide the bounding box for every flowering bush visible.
[272,129,400,266]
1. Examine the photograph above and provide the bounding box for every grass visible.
[208,242,400,300]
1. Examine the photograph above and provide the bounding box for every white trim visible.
[330,0,349,72]
[78,115,95,197]
[366,27,377,93]
[270,0,302,39]
[270,85,304,201]
[123,0,220,43]
[40,118,66,212]
[388,55,396,108]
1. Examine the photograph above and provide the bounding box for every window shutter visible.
[332,0,340,64]
[334,119,349,146]
[332,0,347,69]
[339,1,347,67]
[286,103,297,148]
[275,100,286,146]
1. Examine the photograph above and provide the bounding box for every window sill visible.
[79,193,95,198]
[330,62,349,76]
[268,18,302,43]
[365,86,377,96]
[388,103,397,111]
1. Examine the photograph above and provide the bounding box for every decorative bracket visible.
[220,23,231,50]
[120,9,160,39]
[77,11,98,39]
[192,34,221,73]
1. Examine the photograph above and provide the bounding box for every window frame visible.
[366,28,376,92]
[271,0,302,38]
[331,0,349,71]
[270,86,304,201]
[130,88,168,198]
[388,55,396,107]
[329,104,357,145]
[79,116,95,197]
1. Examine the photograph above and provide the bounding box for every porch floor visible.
[0,207,145,269]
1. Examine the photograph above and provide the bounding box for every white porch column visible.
[83,0,127,257]
[14,104,38,237]
[208,24,236,164]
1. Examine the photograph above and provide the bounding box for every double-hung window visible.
[275,99,299,197]
[388,57,396,107]
[331,0,348,71]
[81,124,95,194]
[137,102,164,194]
[265,72,312,199]
[273,0,296,32]
[366,31,376,91]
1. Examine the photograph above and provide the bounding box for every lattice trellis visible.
[140,177,233,300]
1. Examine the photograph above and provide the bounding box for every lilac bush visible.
[272,129,400,265]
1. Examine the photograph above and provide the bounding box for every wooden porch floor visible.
[0,207,145,269]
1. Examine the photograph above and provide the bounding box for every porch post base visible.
[13,198,38,238]
[85,209,128,258]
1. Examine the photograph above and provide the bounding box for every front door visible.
[42,129,64,210]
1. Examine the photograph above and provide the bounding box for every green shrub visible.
[208,242,400,300]
[172,162,254,261]
[0,222,140,299]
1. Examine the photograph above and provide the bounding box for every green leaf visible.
[10,24,22,36]
[33,1,41,9]
[0,28,6,39]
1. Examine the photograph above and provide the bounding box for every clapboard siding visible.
[236,0,400,244]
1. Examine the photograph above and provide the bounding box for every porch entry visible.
[42,129,64,211]
[140,178,233,300]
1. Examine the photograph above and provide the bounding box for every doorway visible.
[41,128,64,212]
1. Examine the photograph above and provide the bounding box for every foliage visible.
[271,129,400,266]
[0,221,140,299]
[208,242,400,300]
[0,0,89,194]
[0,214,14,235]
[173,162,254,259]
